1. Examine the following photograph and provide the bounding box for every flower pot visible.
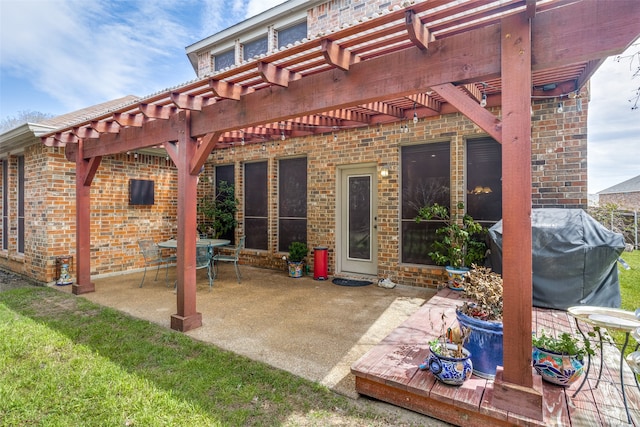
[456,310,503,379]
[445,266,469,290]
[288,261,304,278]
[532,346,585,386]
[425,343,473,386]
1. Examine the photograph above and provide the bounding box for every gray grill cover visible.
[488,209,625,309]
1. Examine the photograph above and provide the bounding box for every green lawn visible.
[615,249,639,355]
[618,249,639,313]
[0,287,414,427]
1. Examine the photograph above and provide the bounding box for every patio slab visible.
[53,264,449,424]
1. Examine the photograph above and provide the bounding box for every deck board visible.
[351,288,640,426]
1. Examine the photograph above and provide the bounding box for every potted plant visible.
[415,202,486,289]
[532,329,594,386]
[455,265,504,378]
[419,313,473,386]
[285,242,308,278]
[197,181,238,238]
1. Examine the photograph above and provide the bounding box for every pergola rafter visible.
[40,0,639,421]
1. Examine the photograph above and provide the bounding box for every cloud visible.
[588,41,640,193]
[246,0,288,18]
[0,0,198,111]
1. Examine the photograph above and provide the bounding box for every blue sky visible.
[0,0,638,194]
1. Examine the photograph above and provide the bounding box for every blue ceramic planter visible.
[532,347,584,386]
[456,310,503,379]
[425,343,473,386]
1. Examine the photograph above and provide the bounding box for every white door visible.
[339,166,378,276]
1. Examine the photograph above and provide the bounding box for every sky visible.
[0,0,638,194]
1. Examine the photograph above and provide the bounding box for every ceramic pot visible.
[445,266,469,290]
[426,343,473,386]
[288,261,304,278]
[532,346,585,386]
[456,310,503,379]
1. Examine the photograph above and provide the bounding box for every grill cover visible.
[488,209,625,309]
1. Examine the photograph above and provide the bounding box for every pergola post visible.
[170,110,202,332]
[491,11,542,418]
[72,138,98,295]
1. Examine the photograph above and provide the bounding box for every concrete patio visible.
[52,263,441,412]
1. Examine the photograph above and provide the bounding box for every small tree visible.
[0,110,54,132]
[415,202,486,268]
[198,181,238,238]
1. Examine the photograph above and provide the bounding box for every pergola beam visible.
[405,10,433,51]
[430,83,502,142]
[258,62,301,87]
[321,39,360,71]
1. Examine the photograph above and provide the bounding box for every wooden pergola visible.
[42,0,638,418]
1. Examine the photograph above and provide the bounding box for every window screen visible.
[278,157,307,251]
[215,164,236,244]
[244,162,268,250]
[466,138,502,224]
[401,142,450,264]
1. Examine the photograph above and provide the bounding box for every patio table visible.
[567,305,640,424]
[158,238,230,249]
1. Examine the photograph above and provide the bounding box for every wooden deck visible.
[351,288,640,426]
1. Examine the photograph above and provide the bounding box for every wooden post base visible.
[171,312,203,332]
[72,282,95,295]
[492,367,543,421]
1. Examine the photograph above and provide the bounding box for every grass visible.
[618,249,639,313]
[0,287,414,427]
[615,249,639,355]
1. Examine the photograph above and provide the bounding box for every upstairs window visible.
[243,36,268,61]
[214,49,235,72]
[277,21,307,48]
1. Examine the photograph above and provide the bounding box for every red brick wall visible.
[1,144,178,283]
[1,97,588,287]
[599,192,640,211]
[531,97,588,208]
[309,0,402,34]
[200,99,588,288]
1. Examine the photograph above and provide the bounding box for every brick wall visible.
[200,100,588,288]
[1,144,178,283]
[531,97,588,209]
[309,0,399,34]
[599,193,640,211]
[0,97,589,288]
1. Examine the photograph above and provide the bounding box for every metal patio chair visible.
[213,236,245,283]
[196,244,215,290]
[138,239,176,288]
